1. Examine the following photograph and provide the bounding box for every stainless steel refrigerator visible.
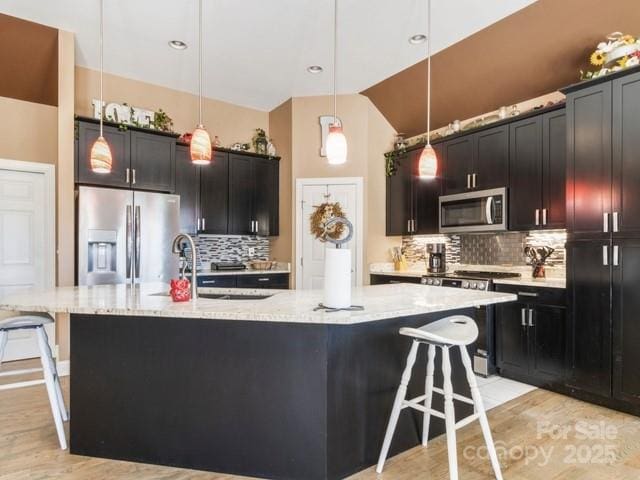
[77,186,180,286]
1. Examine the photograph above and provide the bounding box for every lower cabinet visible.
[196,273,290,289]
[495,285,566,386]
[369,274,423,285]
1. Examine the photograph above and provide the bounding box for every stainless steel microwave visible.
[439,187,507,233]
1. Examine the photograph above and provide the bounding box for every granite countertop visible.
[0,283,516,325]
[369,263,566,289]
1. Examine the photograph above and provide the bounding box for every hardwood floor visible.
[2,364,640,479]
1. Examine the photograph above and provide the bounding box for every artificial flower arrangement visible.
[581,32,640,80]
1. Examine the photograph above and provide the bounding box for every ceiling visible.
[0,0,536,111]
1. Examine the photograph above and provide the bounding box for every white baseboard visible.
[57,360,70,377]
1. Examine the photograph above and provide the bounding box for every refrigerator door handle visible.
[126,205,133,279]
[135,205,141,278]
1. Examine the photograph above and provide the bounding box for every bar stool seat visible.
[377,315,503,480]
[0,312,68,450]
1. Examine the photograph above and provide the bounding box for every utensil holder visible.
[394,257,408,272]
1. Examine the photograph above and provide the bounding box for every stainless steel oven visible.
[439,187,507,233]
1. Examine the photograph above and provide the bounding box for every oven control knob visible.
[434,279,441,286]
[471,282,478,289]
[421,278,427,285]
[462,281,470,289]
[477,282,486,290]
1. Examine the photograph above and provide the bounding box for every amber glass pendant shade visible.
[190,125,212,165]
[418,144,438,178]
[90,135,113,174]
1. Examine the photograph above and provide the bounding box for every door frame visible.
[0,158,56,290]
[295,177,364,290]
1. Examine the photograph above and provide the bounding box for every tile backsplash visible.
[402,230,567,267]
[194,235,270,269]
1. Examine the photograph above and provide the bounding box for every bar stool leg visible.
[43,333,68,422]
[442,346,458,480]
[460,346,503,480]
[376,340,420,473]
[421,344,436,446]
[35,327,67,450]
[0,330,7,366]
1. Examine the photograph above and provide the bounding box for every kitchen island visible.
[0,283,515,480]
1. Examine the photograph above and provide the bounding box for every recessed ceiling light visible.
[168,40,188,50]
[409,34,427,45]
[307,65,324,74]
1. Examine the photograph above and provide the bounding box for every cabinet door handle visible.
[518,291,539,298]
[466,174,471,189]
[202,218,206,230]
[257,278,270,282]
[603,212,609,233]
[603,245,609,266]
[132,169,136,185]
[472,173,477,188]
[613,212,619,232]
[521,308,527,327]
[126,168,130,184]
[613,245,619,266]
[542,208,548,226]
[535,209,540,226]
[528,308,534,327]
[407,220,411,233]
[197,218,201,231]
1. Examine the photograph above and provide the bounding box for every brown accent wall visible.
[362,0,640,136]
[0,14,58,106]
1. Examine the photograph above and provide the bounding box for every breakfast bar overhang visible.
[0,283,515,480]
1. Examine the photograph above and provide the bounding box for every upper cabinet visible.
[174,145,200,235]
[229,154,279,236]
[385,146,441,236]
[441,125,508,195]
[200,151,230,235]
[509,108,566,231]
[75,118,177,193]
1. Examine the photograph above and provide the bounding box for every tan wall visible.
[75,67,269,145]
[268,99,293,273]
[0,97,57,164]
[285,94,400,285]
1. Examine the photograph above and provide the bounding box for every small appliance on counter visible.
[211,262,247,271]
[426,243,446,274]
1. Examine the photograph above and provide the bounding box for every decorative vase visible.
[323,247,351,309]
[254,136,268,155]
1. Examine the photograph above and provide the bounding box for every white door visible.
[0,168,54,361]
[299,180,360,290]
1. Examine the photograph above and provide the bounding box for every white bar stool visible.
[376,315,503,480]
[0,313,69,450]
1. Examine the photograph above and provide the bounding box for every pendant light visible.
[325,0,347,165]
[190,0,212,165]
[90,0,113,174]
[418,0,438,179]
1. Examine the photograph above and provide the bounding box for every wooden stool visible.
[376,315,503,480]
[0,313,68,450]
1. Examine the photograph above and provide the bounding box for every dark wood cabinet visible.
[385,147,440,236]
[509,116,543,231]
[566,82,612,238]
[196,273,289,289]
[612,238,640,405]
[612,71,640,238]
[542,110,567,229]
[76,118,177,192]
[566,239,612,397]
[76,121,131,188]
[175,145,200,234]
[130,130,175,192]
[509,108,566,231]
[228,154,279,236]
[496,300,530,377]
[369,274,423,285]
[441,125,508,195]
[199,151,229,234]
[496,285,566,385]
[473,125,509,190]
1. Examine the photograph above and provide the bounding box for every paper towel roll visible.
[324,247,352,309]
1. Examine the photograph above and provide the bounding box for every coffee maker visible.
[426,243,446,274]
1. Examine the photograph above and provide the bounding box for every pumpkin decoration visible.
[310,202,346,242]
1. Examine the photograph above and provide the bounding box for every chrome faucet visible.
[171,233,198,300]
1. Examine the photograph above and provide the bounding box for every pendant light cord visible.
[333,0,338,123]
[99,0,104,137]
[426,0,431,146]
[199,0,203,125]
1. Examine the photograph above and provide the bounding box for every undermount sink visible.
[150,292,272,300]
